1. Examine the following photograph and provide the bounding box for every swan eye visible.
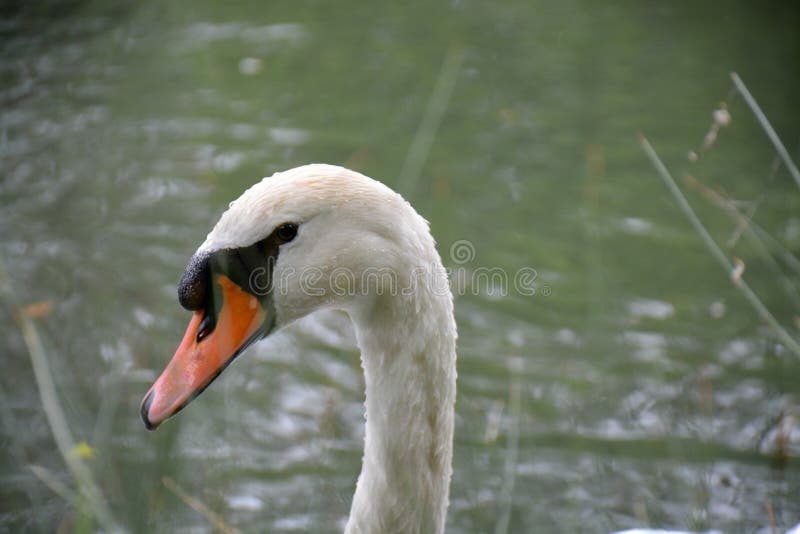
[196,314,214,343]
[275,223,298,244]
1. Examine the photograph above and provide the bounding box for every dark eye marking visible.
[178,222,295,334]
[275,223,298,244]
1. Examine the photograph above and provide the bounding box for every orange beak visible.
[141,274,268,430]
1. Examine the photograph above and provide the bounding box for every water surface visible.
[1,1,799,532]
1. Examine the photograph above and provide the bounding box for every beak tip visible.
[140,391,159,431]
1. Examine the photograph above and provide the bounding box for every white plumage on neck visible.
[199,164,458,533]
[346,243,457,534]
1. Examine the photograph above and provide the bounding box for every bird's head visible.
[140,164,435,429]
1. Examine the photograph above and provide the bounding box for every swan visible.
[140,164,457,534]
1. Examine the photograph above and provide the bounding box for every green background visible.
[1,1,798,532]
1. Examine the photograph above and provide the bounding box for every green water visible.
[1,1,799,532]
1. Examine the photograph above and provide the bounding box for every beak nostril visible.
[140,391,158,431]
[143,276,270,431]
[196,314,214,343]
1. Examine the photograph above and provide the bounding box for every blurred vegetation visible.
[0,0,798,532]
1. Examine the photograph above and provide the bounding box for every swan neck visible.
[345,286,457,534]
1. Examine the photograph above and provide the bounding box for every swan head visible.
[141,164,439,429]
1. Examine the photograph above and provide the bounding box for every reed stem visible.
[730,72,800,191]
[398,45,464,196]
[494,358,523,534]
[0,257,123,532]
[638,133,800,359]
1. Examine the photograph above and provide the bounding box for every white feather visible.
[203,165,457,534]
